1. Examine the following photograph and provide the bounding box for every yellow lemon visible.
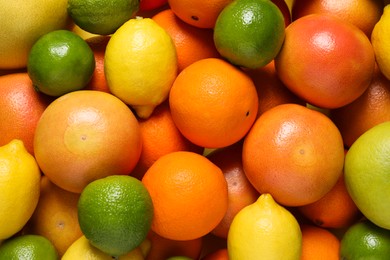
[0,140,41,240]
[227,193,302,259]
[371,4,390,80]
[0,0,70,69]
[105,17,178,119]
[62,235,146,260]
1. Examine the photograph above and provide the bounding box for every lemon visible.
[68,0,139,35]
[371,4,390,80]
[27,30,95,97]
[105,17,178,119]
[0,235,57,259]
[78,175,154,257]
[0,140,41,240]
[227,193,302,259]
[0,0,70,69]
[344,121,390,230]
[340,219,390,259]
[213,0,285,69]
[62,235,146,260]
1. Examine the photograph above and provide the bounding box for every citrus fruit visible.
[142,151,228,241]
[213,0,285,69]
[0,140,41,240]
[340,219,390,259]
[300,224,340,260]
[0,0,70,69]
[207,142,260,239]
[140,0,168,11]
[331,64,390,148]
[242,104,345,206]
[85,35,111,93]
[27,30,95,97]
[68,0,139,35]
[227,193,302,259]
[34,90,142,193]
[78,175,153,257]
[131,101,203,180]
[23,176,82,257]
[275,14,376,109]
[105,17,177,118]
[244,61,305,118]
[0,235,57,260]
[202,248,229,260]
[62,235,146,260]
[344,121,390,229]
[0,73,52,155]
[292,0,384,37]
[152,8,221,72]
[169,58,258,148]
[298,172,361,229]
[371,4,390,81]
[168,0,233,28]
[145,231,203,260]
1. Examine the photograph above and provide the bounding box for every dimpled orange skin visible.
[275,14,375,109]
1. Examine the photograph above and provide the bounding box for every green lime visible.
[344,121,390,230]
[68,0,139,35]
[78,175,154,257]
[0,235,58,259]
[213,0,285,69]
[340,219,390,259]
[27,29,95,97]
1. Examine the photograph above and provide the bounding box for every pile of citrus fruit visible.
[1,0,390,259]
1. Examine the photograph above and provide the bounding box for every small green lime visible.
[213,0,285,69]
[344,121,390,230]
[78,175,154,257]
[0,235,58,259]
[340,219,390,259]
[27,29,95,97]
[68,0,139,35]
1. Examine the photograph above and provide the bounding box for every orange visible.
[331,64,390,148]
[84,35,111,93]
[167,0,233,28]
[145,231,203,260]
[169,58,258,148]
[244,61,305,118]
[152,9,220,72]
[292,0,384,37]
[23,176,82,257]
[131,101,203,180]
[242,103,345,207]
[206,142,259,239]
[300,224,340,260]
[201,248,228,260]
[34,90,142,193]
[0,73,52,155]
[298,168,361,229]
[141,151,228,240]
[275,14,376,109]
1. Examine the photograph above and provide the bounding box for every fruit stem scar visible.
[191,15,199,21]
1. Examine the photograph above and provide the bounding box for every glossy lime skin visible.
[340,220,390,259]
[214,0,285,69]
[0,235,58,260]
[27,29,95,97]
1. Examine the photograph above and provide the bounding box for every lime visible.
[78,175,154,257]
[0,140,41,240]
[68,0,139,35]
[105,17,178,119]
[27,30,95,97]
[371,5,390,80]
[0,0,70,69]
[340,219,390,259]
[227,193,302,259]
[0,235,58,260]
[344,121,390,230]
[213,0,285,69]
